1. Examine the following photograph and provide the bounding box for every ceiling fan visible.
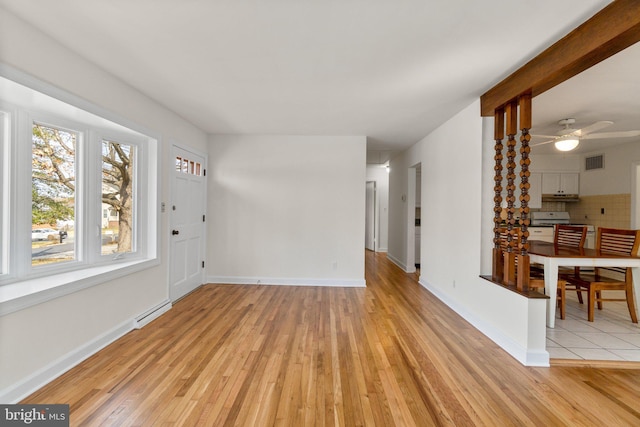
[530,118,640,151]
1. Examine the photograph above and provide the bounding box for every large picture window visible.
[0,74,158,293]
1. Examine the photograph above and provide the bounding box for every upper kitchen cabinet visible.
[541,172,579,195]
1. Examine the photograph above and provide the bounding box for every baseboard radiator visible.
[134,299,172,329]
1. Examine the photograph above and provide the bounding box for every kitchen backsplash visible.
[566,194,631,229]
[505,194,632,230]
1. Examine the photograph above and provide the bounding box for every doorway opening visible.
[365,181,376,251]
[406,163,421,273]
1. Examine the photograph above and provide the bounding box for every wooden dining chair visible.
[529,225,586,319]
[565,228,640,323]
[555,224,587,248]
[555,225,588,311]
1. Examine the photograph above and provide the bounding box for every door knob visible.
[172,230,179,235]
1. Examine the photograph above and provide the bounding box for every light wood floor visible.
[23,252,640,426]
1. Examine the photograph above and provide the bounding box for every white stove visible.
[530,211,595,248]
[531,211,570,226]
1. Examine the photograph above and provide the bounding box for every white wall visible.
[206,135,366,286]
[530,153,581,173]
[579,140,640,195]
[0,10,207,401]
[366,165,389,252]
[387,101,548,366]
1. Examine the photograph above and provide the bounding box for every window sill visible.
[0,258,159,316]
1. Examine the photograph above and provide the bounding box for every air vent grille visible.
[585,154,604,171]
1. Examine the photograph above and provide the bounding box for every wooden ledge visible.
[480,275,549,299]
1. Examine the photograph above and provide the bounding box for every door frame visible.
[632,161,640,229]
[405,165,419,273]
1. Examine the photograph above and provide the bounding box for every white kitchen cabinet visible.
[529,173,542,209]
[529,226,554,243]
[541,172,579,195]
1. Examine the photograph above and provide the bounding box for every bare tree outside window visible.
[102,140,135,254]
[32,123,76,265]
[31,124,135,262]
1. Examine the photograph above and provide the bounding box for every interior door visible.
[365,181,375,251]
[169,145,206,301]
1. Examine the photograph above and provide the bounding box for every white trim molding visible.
[386,252,415,273]
[206,276,366,287]
[0,299,172,403]
[0,319,133,403]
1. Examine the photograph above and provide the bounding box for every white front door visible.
[169,145,206,301]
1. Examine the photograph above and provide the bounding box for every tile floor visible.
[547,291,640,361]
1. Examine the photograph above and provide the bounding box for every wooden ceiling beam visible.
[480,0,640,116]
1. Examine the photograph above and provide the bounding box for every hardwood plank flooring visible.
[22,251,640,426]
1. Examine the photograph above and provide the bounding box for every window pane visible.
[31,123,76,266]
[102,140,135,255]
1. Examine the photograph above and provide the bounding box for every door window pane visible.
[102,140,135,255]
[31,123,76,266]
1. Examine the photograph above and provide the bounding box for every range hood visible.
[541,194,580,202]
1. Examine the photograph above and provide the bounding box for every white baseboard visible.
[0,319,133,403]
[135,299,172,329]
[386,253,408,271]
[419,278,549,367]
[386,253,417,273]
[206,276,365,287]
[1,299,175,403]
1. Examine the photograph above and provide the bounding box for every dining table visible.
[528,240,640,328]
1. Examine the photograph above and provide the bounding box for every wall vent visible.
[585,154,604,171]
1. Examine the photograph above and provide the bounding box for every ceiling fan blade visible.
[531,139,555,147]
[573,120,614,136]
[582,130,640,139]
[530,134,558,139]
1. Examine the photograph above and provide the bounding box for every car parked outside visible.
[31,228,60,241]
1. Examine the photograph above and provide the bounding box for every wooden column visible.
[517,93,532,291]
[503,100,518,286]
[491,108,505,281]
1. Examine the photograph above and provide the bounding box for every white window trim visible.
[0,65,161,316]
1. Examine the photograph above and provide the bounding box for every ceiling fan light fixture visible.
[555,135,579,151]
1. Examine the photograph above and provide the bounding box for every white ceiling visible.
[531,41,640,155]
[0,0,614,161]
